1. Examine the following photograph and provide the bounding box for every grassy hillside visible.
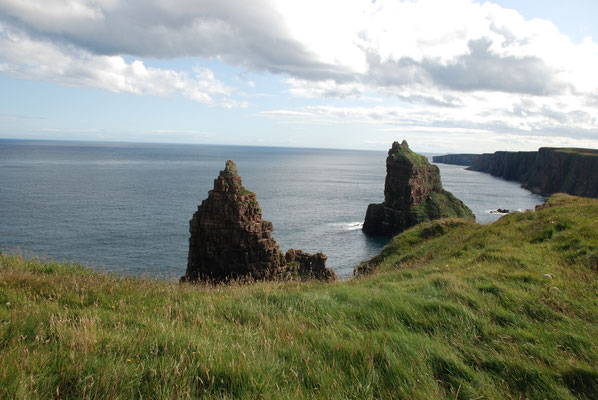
[1,194,597,399]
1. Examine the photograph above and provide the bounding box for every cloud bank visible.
[0,0,597,145]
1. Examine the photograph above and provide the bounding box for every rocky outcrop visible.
[432,154,478,166]
[182,160,336,283]
[285,249,335,281]
[468,148,598,198]
[363,141,475,236]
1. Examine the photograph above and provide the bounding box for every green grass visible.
[411,190,475,223]
[390,140,431,170]
[548,148,598,157]
[1,194,597,399]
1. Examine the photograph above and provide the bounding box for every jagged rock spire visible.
[182,160,336,283]
[182,160,285,282]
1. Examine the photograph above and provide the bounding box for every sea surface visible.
[0,140,544,279]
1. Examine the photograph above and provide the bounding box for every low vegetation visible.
[1,194,597,399]
[551,148,598,157]
[411,189,474,223]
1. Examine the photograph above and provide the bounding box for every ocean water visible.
[433,162,545,224]
[0,140,544,279]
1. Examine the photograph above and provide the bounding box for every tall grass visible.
[1,193,597,399]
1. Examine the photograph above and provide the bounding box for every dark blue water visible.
[433,162,545,224]
[0,140,544,279]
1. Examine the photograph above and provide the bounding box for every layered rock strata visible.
[363,141,474,236]
[468,148,598,198]
[182,160,335,283]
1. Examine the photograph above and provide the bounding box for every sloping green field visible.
[1,194,597,399]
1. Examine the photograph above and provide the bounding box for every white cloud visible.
[0,0,104,29]
[0,24,236,105]
[258,90,598,149]
[2,0,597,95]
[286,78,366,99]
[0,0,597,146]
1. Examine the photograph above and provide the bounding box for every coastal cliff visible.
[469,147,598,198]
[363,141,474,236]
[182,160,335,283]
[432,153,477,166]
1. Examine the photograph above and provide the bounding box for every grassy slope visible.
[412,190,475,223]
[1,194,597,399]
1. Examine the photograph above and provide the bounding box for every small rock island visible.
[363,141,474,236]
[181,160,336,283]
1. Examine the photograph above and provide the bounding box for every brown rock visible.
[285,249,336,281]
[182,160,336,283]
[362,141,474,236]
[182,160,285,282]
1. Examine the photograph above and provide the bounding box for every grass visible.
[390,140,431,171]
[1,193,597,399]
[548,148,598,157]
[411,190,475,223]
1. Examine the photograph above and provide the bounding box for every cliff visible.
[363,141,474,236]
[182,160,335,283]
[468,147,598,198]
[432,153,478,166]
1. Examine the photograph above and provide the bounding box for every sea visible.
[0,140,545,279]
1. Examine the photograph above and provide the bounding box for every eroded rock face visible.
[182,160,336,283]
[468,147,598,198]
[285,249,335,281]
[362,141,474,236]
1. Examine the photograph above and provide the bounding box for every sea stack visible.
[182,160,336,283]
[362,141,474,236]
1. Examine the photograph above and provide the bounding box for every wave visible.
[329,222,363,231]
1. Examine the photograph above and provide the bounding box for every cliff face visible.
[363,141,474,236]
[468,148,598,198]
[525,148,598,197]
[468,151,537,180]
[432,154,478,166]
[182,161,336,283]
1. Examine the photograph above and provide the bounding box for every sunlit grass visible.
[1,194,597,399]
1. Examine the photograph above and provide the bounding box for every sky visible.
[0,0,597,153]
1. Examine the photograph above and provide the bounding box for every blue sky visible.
[1,0,597,153]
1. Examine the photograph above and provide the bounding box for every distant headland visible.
[433,147,598,198]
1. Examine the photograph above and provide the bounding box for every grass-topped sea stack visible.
[182,160,335,283]
[363,141,474,236]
